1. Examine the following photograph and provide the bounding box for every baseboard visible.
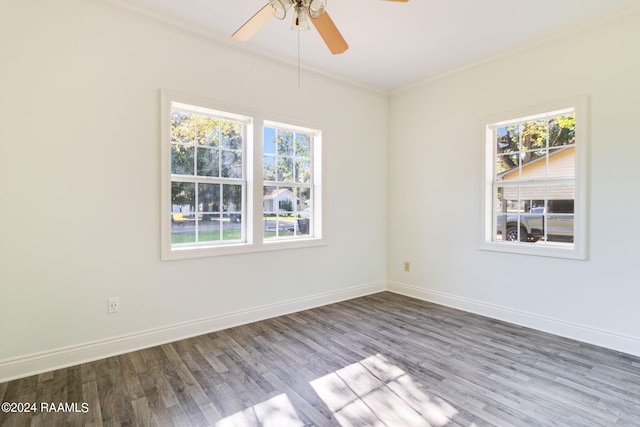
[5,279,637,382]
[387,281,640,358]
[0,281,386,382]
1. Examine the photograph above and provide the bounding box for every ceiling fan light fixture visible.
[268,0,288,20]
[308,0,327,19]
[291,4,310,31]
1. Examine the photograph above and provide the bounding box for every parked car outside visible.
[496,206,574,243]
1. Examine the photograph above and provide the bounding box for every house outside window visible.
[481,97,587,260]
[161,91,323,260]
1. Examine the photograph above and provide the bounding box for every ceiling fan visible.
[232,0,409,55]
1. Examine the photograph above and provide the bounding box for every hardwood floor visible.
[2,292,640,426]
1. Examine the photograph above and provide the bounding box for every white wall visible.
[388,11,640,355]
[0,0,388,379]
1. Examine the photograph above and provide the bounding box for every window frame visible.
[168,102,249,248]
[160,90,324,260]
[480,96,588,260]
[262,120,319,242]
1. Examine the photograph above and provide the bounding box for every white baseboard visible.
[0,281,386,382]
[387,281,640,358]
[4,280,638,382]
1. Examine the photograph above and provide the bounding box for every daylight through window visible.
[161,92,323,260]
[263,124,315,240]
[482,97,587,259]
[170,104,247,247]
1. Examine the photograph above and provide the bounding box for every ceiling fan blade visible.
[232,4,274,42]
[311,12,349,55]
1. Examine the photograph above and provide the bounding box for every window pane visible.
[172,224,196,244]
[521,212,544,240]
[198,213,220,243]
[277,224,296,238]
[295,133,311,156]
[263,186,277,216]
[495,214,526,242]
[521,120,547,151]
[496,154,516,179]
[499,187,520,210]
[221,121,243,150]
[196,147,219,177]
[171,145,194,175]
[295,158,311,183]
[547,182,574,202]
[222,184,242,240]
[171,111,195,144]
[277,157,294,182]
[548,146,575,179]
[520,149,546,170]
[263,186,277,237]
[277,131,295,156]
[171,182,196,243]
[172,182,195,213]
[494,186,521,242]
[548,114,575,148]
[223,184,242,214]
[543,197,575,245]
[518,184,545,207]
[195,184,220,244]
[278,187,295,214]
[221,150,242,178]
[196,115,219,146]
[198,183,220,215]
[263,186,296,238]
[264,127,276,155]
[296,186,311,213]
[222,221,241,241]
[263,186,312,239]
[496,124,520,155]
[296,187,311,236]
[544,214,574,244]
[264,155,276,181]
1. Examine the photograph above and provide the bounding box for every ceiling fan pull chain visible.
[298,28,301,87]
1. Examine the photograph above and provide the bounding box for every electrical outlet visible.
[108,297,120,313]
[404,262,410,272]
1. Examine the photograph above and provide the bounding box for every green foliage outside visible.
[496,113,575,174]
[171,109,243,214]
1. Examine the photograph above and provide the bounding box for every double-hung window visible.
[263,122,317,240]
[481,97,587,259]
[161,91,323,260]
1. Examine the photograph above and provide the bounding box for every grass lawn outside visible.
[171,215,300,244]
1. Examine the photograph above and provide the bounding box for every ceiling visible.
[97,0,640,91]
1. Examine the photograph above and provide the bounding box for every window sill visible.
[479,241,586,260]
[161,237,326,261]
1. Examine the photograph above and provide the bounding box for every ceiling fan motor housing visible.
[269,0,327,20]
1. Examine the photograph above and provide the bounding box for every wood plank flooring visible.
[2,292,640,426]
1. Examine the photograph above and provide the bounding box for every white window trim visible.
[479,96,588,260]
[160,90,325,261]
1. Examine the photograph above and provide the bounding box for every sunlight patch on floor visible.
[215,393,303,427]
[310,353,458,426]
